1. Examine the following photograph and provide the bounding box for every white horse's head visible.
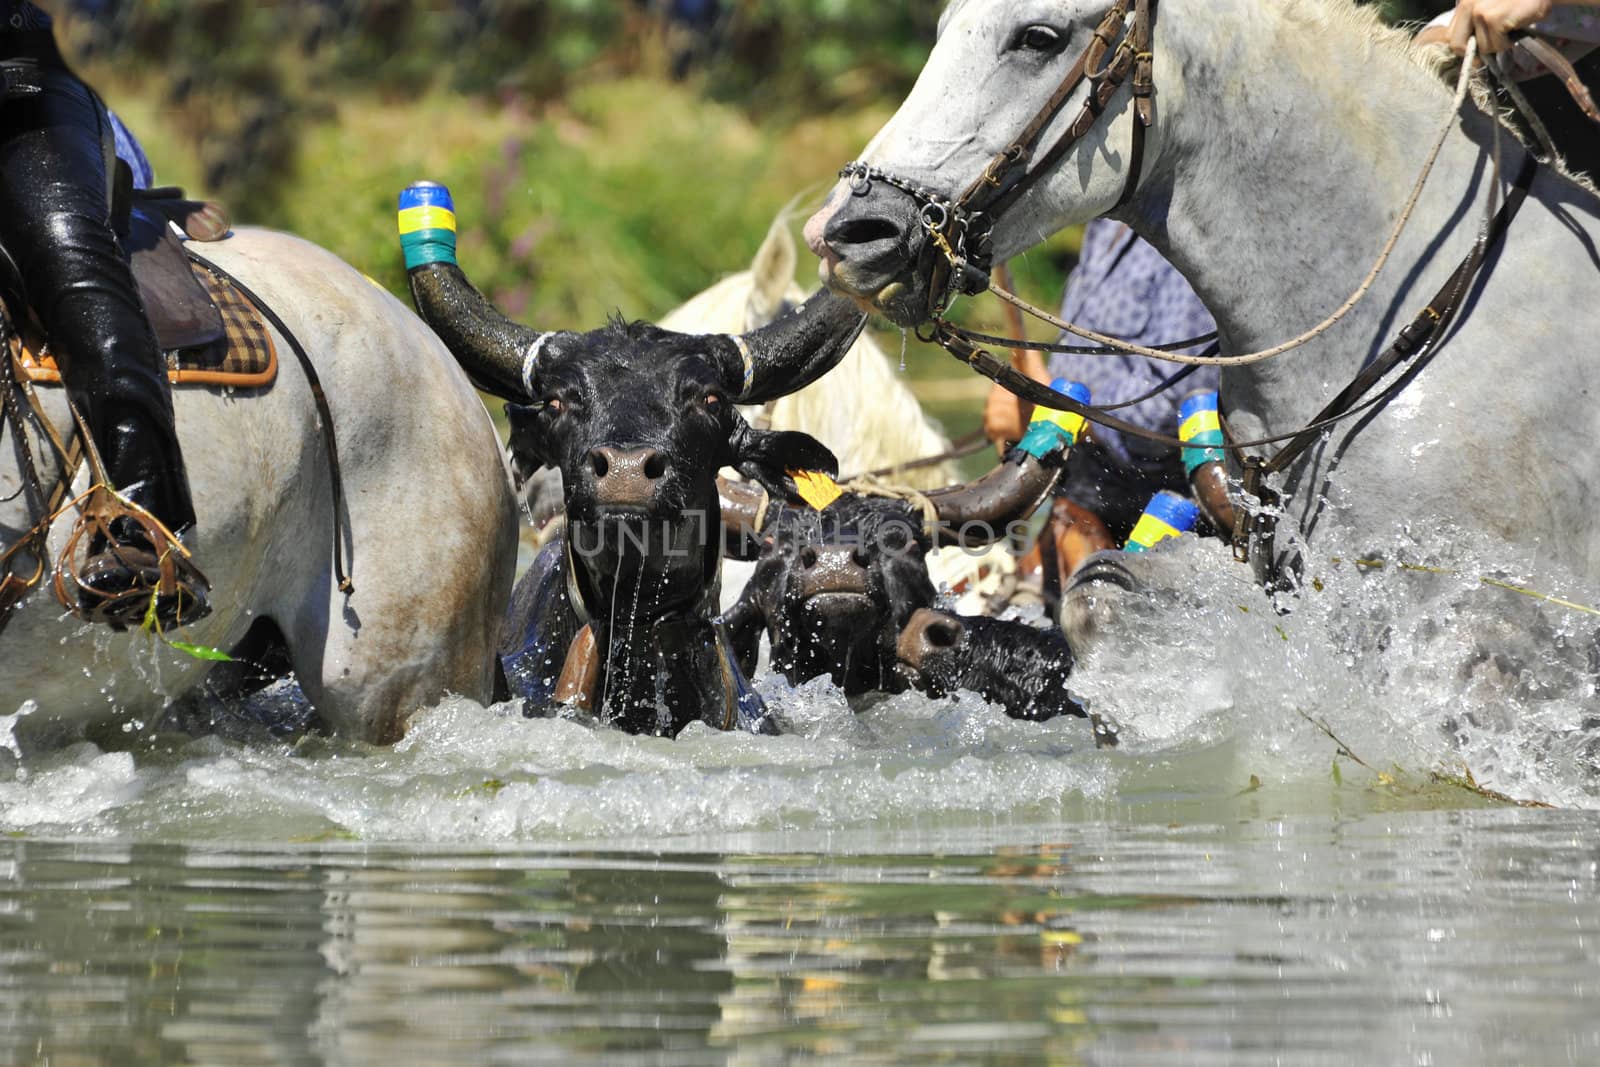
[806,0,1167,326]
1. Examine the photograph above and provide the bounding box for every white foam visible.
[2,526,1596,840]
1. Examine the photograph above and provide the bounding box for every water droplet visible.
[899,329,908,373]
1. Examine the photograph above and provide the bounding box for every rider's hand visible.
[982,347,1050,453]
[983,380,1030,452]
[1447,0,1555,57]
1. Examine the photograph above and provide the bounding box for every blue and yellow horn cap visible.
[1017,378,1091,459]
[1178,389,1225,475]
[1125,490,1200,553]
[397,181,457,271]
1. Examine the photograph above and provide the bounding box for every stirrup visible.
[52,483,211,632]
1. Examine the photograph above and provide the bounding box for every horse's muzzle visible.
[813,183,932,327]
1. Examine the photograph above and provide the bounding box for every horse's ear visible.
[746,218,798,329]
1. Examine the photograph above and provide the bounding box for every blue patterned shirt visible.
[1046,219,1219,474]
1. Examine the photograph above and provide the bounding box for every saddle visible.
[3,187,276,389]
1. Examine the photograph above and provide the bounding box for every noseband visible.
[841,0,1158,319]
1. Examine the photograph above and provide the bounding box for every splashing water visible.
[3,524,1599,842]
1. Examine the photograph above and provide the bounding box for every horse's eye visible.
[1011,24,1065,55]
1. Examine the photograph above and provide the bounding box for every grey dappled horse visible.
[2,229,517,747]
[807,0,1600,624]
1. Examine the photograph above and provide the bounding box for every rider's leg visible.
[0,69,200,568]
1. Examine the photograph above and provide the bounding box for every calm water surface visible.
[0,806,1593,1062]
[3,758,1599,1064]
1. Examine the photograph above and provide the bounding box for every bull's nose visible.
[896,607,965,670]
[798,544,871,599]
[589,445,670,507]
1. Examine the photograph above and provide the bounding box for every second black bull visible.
[717,431,1117,745]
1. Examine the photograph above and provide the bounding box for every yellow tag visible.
[789,469,843,510]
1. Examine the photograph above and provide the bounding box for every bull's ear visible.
[730,422,837,503]
[505,402,554,486]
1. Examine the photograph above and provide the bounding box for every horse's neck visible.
[1126,0,1506,434]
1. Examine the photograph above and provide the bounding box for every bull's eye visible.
[1009,23,1065,55]
[703,392,724,413]
[541,397,564,416]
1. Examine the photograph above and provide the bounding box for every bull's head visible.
[895,607,1114,744]
[401,182,866,731]
[719,434,1071,699]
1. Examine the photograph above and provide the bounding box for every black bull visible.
[407,248,866,735]
[717,452,1117,745]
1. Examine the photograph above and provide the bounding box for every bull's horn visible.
[399,181,544,401]
[728,289,867,404]
[925,380,1090,545]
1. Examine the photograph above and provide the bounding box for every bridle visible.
[835,7,1541,587]
[840,0,1159,323]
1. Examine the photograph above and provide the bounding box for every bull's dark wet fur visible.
[720,426,1102,728]
[408,253,864,736]
[903,614,1085,722]
[724,495,937,698]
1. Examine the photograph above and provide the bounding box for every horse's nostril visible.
[589,450,609,478]
[800,546,818,570]
[830,215,903,248]
[642,451,668,481]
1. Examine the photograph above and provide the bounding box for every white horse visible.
[2,229,517,748]
[806,0,1600,601]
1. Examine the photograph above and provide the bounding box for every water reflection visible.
[3,805,1599,1064]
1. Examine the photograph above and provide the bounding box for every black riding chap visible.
[0,33,194,533]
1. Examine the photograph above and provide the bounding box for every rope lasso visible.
[838,472,941,540]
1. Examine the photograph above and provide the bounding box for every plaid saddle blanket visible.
[16,258,277,389]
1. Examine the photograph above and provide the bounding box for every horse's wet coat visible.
[2,228,518,747]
